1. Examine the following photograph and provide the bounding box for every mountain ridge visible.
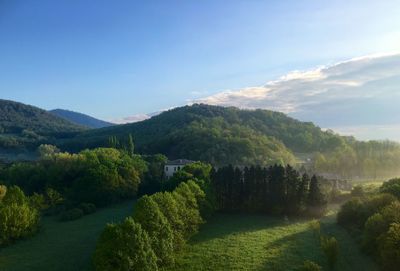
[50,109,114,129]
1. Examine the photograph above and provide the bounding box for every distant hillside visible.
[60,104,344,164]
[61,104,400,178]
[50,109,114,129]
[0,99,86,151]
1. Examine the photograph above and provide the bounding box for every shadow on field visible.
[259,228,326,271]
[191,212,307,244]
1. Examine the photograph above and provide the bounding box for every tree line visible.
[211,165,327,216]
[337,178,400,271]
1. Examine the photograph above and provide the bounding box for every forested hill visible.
[61,104,400,178]
[50,109,114,129]
[60,105,338,163]
[0,99,87,151]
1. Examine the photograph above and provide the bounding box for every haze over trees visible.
[61,104,400,179]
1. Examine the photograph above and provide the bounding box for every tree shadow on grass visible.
[259,228,326,271]
[191,212,309,244]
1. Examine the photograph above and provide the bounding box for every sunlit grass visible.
[169,212,378,271]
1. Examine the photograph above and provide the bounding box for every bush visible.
[0,186,40,246]
[299,260,322,271]
[0,185,6,201]
[337,194,396,230]
[79,203,96,215]
[309,220,321,238]
[59,208,84,221]
[351,185,364,197]
[379,223,400,271]
[380,178,400,199]
[93,217,158,271]
[320,236,339,269]
[362,201,400,257]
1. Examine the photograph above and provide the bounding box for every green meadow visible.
[0,201,135,271]
[169,212,378,271]
[0,202,377,271]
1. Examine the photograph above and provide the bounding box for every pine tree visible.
[307,175,327,217]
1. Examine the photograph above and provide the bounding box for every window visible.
[174,167,176,171]
[166,167,168,171]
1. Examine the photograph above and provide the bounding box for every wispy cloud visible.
[194,52,400,140]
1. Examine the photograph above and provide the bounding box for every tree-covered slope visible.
[50,109,114,129]
[0,99,86,150]
[60,104,400,178]
[60,104,343,165]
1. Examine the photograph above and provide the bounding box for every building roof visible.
[165,159,195,166]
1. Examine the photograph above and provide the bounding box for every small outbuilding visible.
[164,159,194,179]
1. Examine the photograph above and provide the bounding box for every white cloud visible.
[194,53,400,141]
[196,52,400,112]
[111,114,151,124]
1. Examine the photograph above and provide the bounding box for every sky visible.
[0,0,400,141]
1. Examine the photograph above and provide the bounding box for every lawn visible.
[169,211,378,271]
[0,201,378,271]
[0,200,135,271]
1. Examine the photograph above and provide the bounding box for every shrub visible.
[351,185,364,197]
[93,217,158,271]
[362,201,400,257]
[299,260,322,271]
[0,186,40,246]
[59,208,84,221]
[379,223,400,271]
[133,195,174,267]
[320,236,339,269]
[309,220,321,238]
[0,185,6,201]
[337,194,396,230]
[380,178,400,199]
[79,203,96,215]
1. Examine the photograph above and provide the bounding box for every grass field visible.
[169,211,378,271]
[0,201,377,271]
[0,200,135,271]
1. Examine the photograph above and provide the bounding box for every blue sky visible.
[1,0,400,140]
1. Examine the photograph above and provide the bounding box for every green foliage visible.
[320,236,339,269]
[93,217,158,271]
[307,175,327,217]
[300,260,322,271]
[37,144,60,158]
[79,203,96,215]
[362,201,400,257]
[380,178,400,199]
[0,185,40,246]
[212,165,326,217]
[309,220,321,238]
[151,192,186,251]
[60,208,84,221]
[337,193,396,230]
[0,99,85,150]
[133,195,175,267]
[351,185,365,198]
[0,184,7,201]
[139,154,168,195]
[379,223,400,271]
[1,148,146,207]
